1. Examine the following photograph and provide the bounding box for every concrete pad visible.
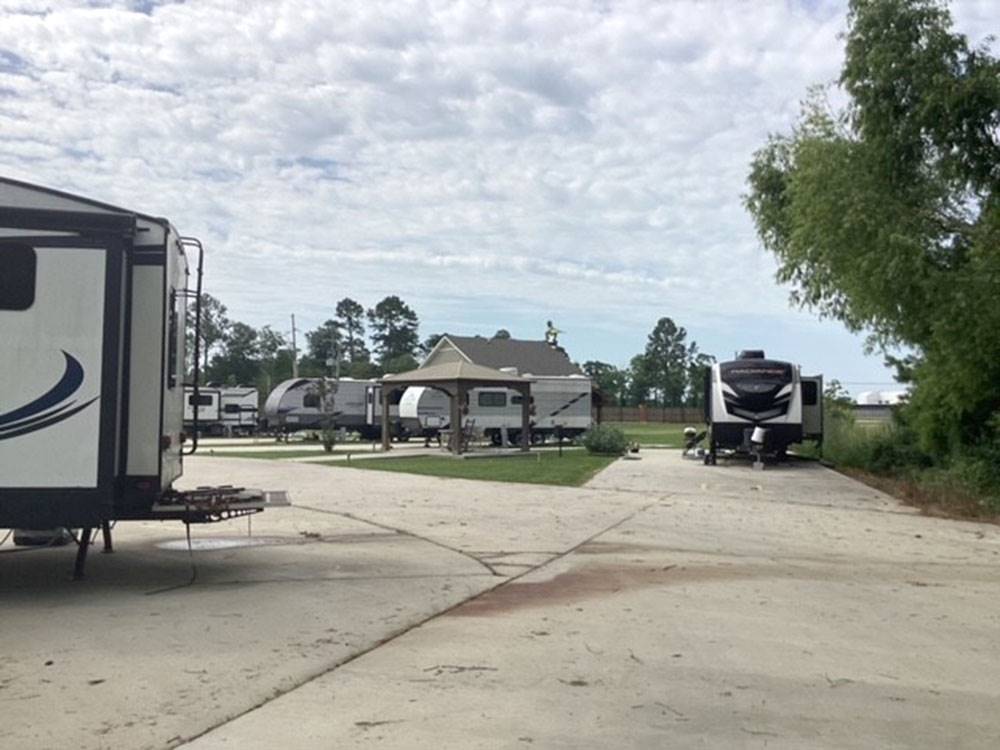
[184,452,1000,749]
[0,456,654,749]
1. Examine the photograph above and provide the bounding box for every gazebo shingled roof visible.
[377,362,533,454]
[382,360,533,387]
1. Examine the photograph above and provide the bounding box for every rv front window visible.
[0,243,37,311]
[223,404,241,414]
[188,394,214,406]
[303,393,321,408]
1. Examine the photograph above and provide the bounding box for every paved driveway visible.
[2,452,998,749]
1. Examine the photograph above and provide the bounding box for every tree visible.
[493,329,511,339]
[744,0,1000,455]
[367,296,420,365]
[625,354,652,406]
[642,317,691,407]
[421,333,444,357]
[582,361,628,405]
[257,325,291,393]
[305,320,343,372]
[685,352,716,408]
[335,297,369,363]
[189,293,230,374]
[382,353,420,374]
[208,321,259,385]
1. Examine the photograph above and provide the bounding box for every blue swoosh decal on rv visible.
[0,351,98,441]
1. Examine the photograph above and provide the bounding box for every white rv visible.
[220,387,259,435]
[399,375,592,444]
[703,350,822,463]
[0,178,285,572]
[184,386,221,429]
[398,334,593,444]
[183,385,258,436]
[263,377,402,439]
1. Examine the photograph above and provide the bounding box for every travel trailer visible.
[184,386,258,436]
[262,377,402,439]
[399,375,592,444]
[219,387,259,435]
[703,350,822,464]
[399,334,593,444]
[184,386,221,430]
[0,178,286,575]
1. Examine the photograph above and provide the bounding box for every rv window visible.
[511,395,523,405]
[188,394,214,406]
[223,404,241,414]
[303,393,321,408]
[478,392,507,408]
[0,243,37,311]
[802,381,819,406]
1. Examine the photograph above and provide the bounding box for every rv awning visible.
[378,362,533,454]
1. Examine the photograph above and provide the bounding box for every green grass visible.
[327,450,618,486]
[797,413,1000,521]
[603,421,688,447]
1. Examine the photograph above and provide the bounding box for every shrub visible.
[582,425,628,455]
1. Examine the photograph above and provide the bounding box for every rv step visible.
[152,485,291,523]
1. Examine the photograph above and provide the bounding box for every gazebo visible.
[378,361,533,454]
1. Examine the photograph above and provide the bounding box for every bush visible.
[582,425,628,455]
[820,408,1000,518]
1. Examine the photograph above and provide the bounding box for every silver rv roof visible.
[0,176,177,241]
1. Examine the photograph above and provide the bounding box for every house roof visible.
[382,360,533,387]
[440,335,583,376]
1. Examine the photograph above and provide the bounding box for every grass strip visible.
[325,451,618,487]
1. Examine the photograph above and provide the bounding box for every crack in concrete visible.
[295,503,504,577]
[175,498,660,749]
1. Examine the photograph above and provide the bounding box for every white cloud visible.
[0,0,993,386]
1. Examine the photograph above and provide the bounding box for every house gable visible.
[427,335,583,376]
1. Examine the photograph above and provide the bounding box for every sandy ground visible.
[2,452,999,749]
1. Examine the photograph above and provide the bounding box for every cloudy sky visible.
[1,0,996,392]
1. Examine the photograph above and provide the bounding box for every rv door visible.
[0,213,130,525]
[801,375,824,441]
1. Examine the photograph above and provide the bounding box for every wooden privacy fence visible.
[596,405,705,424]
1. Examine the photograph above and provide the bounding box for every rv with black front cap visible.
[703,349,822,466]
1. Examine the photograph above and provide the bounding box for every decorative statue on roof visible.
[545,320,562,346]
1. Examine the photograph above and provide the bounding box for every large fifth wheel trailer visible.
[0,177,287,575]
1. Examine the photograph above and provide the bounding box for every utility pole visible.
[290,313,299,378]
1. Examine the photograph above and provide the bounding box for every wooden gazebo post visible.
[380,386,392,452]
[450,384,465,455]
[519,383,531,452]
[377,362,533,457]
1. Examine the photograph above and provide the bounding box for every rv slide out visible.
[703,350,822,465]
[0,178,287,574]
